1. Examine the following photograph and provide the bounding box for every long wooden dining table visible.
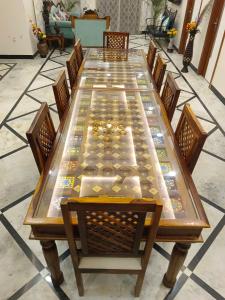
[24,48,209,288]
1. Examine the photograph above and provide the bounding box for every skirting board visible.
[0,51,38,59]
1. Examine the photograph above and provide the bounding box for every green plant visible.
[63,0,80,11]
[150,0,166,23]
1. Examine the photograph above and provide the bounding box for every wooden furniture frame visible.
[52,70,70,121]
[61,199,162,297]
[147,39,157,72]
[152,54,167,93]
[26,102,56,173]
[161,72,181,121]
[103,32,129,50]
[175,104,207,173]
[24,48,209,291]
[74,39,84,69]
[71,15,110,30]
[66,49,79,89]
[46,34,65,54]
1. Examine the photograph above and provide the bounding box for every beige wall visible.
[192,0,214,69]
[205,8,225,83]
[0,0,38,56]
[211,32,225,97]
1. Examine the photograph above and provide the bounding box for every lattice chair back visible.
[103,32,129,49]
[74,39,84,68]
[175,104,207,173]
[52,70,70,121]
[147,40,157,72]
[66,49,79,89]
[61,199,162,297]
[161,72,181,121]
[153,54,166,93]
[26,102,56,173]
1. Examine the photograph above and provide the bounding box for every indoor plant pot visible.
[37,40,49,58]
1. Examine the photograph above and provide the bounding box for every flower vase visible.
[37,40,48,58]
[181,31,197,73]
[167,38,174,53]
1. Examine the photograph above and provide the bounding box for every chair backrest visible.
[161,72,181,121]
[72,16,110,47]
[103,32,129,50]
[152,54,166,93]
[66,49,79,89]
[61,199,162,258]
[147,40,157,72]
[175,104,207,173]
[74,39,83,69]
[26,102,56,173]
[160,5,177,30]
[52,70,70,121]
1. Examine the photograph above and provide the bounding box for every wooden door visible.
[179,0,195,54]
[197,0,225,76]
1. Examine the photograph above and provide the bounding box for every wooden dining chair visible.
[61,199,162,297]
[152,54,166,93]
[175,104,207,173]
[161,72,181,122]
[66,49,79,89]
[52,70,70,121]
[103,31,129,49]
[74,39,84,69]
[147,39,157,72]
[26,102,56,173]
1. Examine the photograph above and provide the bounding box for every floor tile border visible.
[190,273,225,300]
[188,215,225,271]
[155,39,225,137]
[1,190,34,213]
[0,63,16,81]
[0,214,44,272]
[7,273,42,300]
[0,50,54,129]
[0,144,28,160]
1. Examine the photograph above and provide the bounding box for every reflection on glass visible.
[36,49,198,223]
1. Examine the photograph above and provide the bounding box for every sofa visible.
[43,1,80,41]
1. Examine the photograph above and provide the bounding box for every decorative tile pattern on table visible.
[0,35,225,300]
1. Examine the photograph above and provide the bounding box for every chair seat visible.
[79,256,142,270]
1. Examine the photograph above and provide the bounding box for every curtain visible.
[119,0,141,34]
[96,0,120,31]
[96,0,141,34]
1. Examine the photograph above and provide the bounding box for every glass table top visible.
[31,48,205,226]
[35,88,198,222]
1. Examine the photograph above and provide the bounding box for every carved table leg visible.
[163,242,191,288]
[40,240,64,286]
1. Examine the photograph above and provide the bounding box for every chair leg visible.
[134,271,145,297]
[73,267,84,296]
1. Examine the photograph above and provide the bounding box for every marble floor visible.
[0,35,225,300]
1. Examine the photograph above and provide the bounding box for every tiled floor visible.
[0,35,225,300]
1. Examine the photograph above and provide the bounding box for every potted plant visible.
[167,28,178,53]
[31,22,48,58]
[150,0,166,26]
